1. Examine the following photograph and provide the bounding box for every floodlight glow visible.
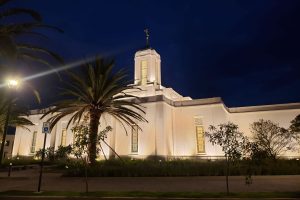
[7,79,19,88]
[0,56,96,89]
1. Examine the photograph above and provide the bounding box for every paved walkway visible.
[0,168,299,193]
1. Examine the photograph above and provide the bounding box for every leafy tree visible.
[251,119,296,159]
[71,120,112,193]
[206,122,249,194]
[55,145,72,160]
[290,114,300,145]
[42,57,147,164]
[35,146,55,161]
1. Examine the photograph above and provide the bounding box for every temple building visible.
[12,46,300,159]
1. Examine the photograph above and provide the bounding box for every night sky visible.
[5,0,300,108]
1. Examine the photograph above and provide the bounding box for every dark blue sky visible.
[6,0,300,108]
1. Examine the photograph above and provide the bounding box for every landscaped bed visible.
[61,158,300,177]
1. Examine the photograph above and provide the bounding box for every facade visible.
[12,48,300,159]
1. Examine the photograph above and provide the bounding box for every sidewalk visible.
[0,168,299,193]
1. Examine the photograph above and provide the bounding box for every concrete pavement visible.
[0,168,299,193]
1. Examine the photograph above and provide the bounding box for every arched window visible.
[196,126,205,153]
[195,117,205,154]
[131,125,138,153]
[141,60,147,85]
[61,129,67,146]
[30,131,37,153]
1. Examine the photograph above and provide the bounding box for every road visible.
[0,168,299,193]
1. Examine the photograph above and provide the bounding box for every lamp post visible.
[37,122,50,192]
[0,79,19,165]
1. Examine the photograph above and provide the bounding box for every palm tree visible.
[0,90,35,163]
[0,0,64,74]
[0,0,62,163]
[42,57,147,164]
[0,101,34,131]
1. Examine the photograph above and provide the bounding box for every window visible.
[30,131,37,153]
[196,126,205,153]
[141,60,147,85]
[61,129,67,146]
[131,125,138,153]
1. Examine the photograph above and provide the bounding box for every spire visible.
[144,28,150,48]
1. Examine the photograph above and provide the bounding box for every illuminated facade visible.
[12,48,300,159]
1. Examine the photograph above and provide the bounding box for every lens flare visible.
[0,56,96,89]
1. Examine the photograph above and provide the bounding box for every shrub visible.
[62,158,300,177]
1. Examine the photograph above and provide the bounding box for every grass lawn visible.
[0,191,299,198]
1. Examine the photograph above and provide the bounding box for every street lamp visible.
[7,79,19,88]
[0,79,19,164]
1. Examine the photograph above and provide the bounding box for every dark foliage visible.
[62,159,300,177]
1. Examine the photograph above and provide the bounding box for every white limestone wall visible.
[134,49,161,86]
[162,103,175,156]
[171,103,229,157]
[12,114,52,156]
[12,101,300,159]
[229,109,300,157]
[113,102,157,158]
[98,114,116,159]
[107,101,175,158]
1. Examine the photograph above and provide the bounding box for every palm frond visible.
[17,43,64,64]
[0,0,12,6]
[42,56,147,163]
[0,8,42,21]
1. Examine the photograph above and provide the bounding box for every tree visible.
[0,91,34,163]
[205,122,249,194]
[290,114,300,145]
[251,119,295,159]
[42,57,147,164]
[0,0,64,74]
[0,0,62,164]
[0,95,34,132]
[71,119,112,193]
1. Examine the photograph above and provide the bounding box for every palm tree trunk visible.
[0,102,12,165]
[89,111,101,165]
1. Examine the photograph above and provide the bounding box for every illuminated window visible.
[30,131,37,153]
[61,129,67,146]
[141,60,147,85]
[131,125,138,153]
[196,126,205,153]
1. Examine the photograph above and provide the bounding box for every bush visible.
[1,156,42,168]
[62,158,300,177]
[35,145,72,161]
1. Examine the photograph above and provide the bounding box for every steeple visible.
[134,30,161,87]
